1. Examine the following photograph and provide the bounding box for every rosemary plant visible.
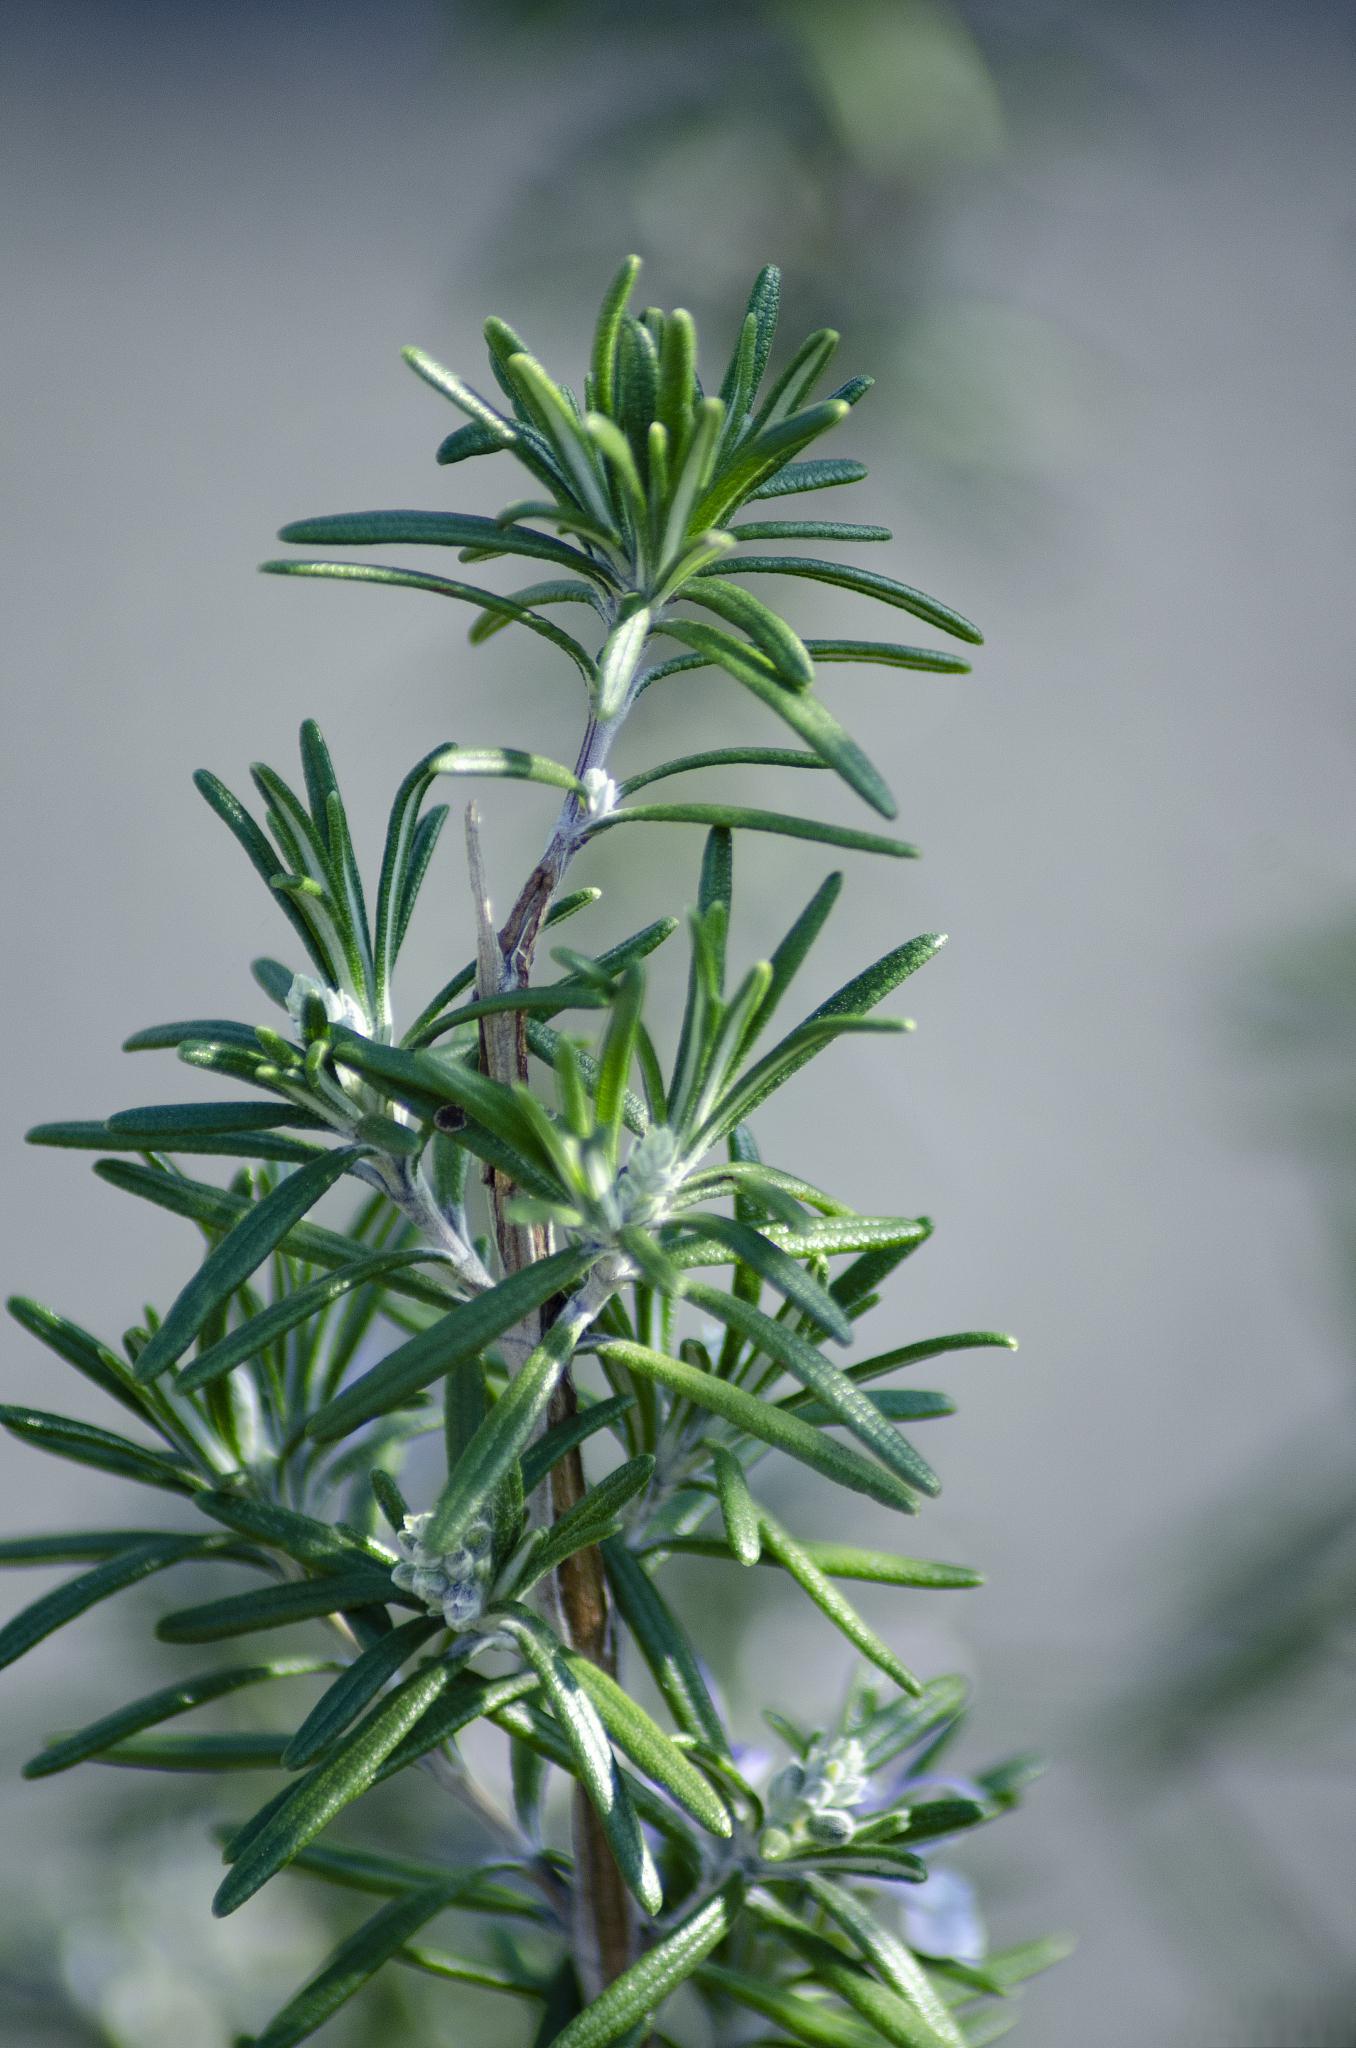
[4,259,1065,2045]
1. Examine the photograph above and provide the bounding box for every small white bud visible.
[580,767,618,819]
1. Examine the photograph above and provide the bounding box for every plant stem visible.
[465,710,641,1995]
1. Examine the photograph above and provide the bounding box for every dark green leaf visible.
[7,1295,148,1421]
[648,1538,980,1589]
[498,1606,661,1914]
[157,1571,393,1643]
[594,1343,918,1516]
[283,1617,441,1768]
[0,1405,197,1496]
[757,1507,921,1693]
[746,457,869,500]
[178,1249,449,1393]
[27,1658,336,1779]
[675,1213,852,1341]
[702,556,982,646]
[248,1880,477,2047]
[684,1286,940,1500]
[713,1446,760,1565]
[307,1245,592,1443]
[562,1653,731,1837]
[424,1307,590,1552]
[260,561,597,677]
[92,1161,452,1308]
[602,1537,728,1753]
[590,804,916,860]
[552,1880,743,2048]
[0,1536,219,1674]
[134,1149,360,1384]
[519,1454,655,1587]
[214,1658,456,1915]
[656,621,895,818]
[518,1394,636,1493]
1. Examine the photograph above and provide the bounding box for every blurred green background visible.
[2,2,1353,2042]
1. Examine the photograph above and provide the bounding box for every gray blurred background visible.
[3,2,1354,2043]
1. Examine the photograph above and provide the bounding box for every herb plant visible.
[4,258,1065,2045]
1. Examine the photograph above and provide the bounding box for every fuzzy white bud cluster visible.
[390,1512,493,1633]
[579,767,619,819]
[759,1734,870,1861]
[285,973,368,1038]
[614,1124,684,1227]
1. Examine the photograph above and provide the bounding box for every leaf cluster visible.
[3,260,1062,2047]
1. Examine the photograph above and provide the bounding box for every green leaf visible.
[307,1245,592,1443]
[675,1213,853,1341]
[26,1658,336,1780]
[805,1874,966,2048]
[0,1404,197,1496]
[656,621,895,818]
[24,1119,322,1164]
[730,520,888,543]
[0,1530,171,1567]
[247,1880,478,2048]
[93,1161,453,1309]
[134,1149,360,1384]
[695,400,850,531]
[746,457,869,500]
[594,1343,918,1516]
[497,1606,661,1914]
[178,1249,448,1393]
[681,578,815,687]
[702,556,982,646]
[787,1390,955,1425]
[193,771,340,982]
[647,1538,980,1589]
[551,1880,743,2048]
[0,1535,220,1674]
[92,1731,290,1772]
[424,1305,591,1552]
[518,1454,655,1588]
[423,742,584,795]
[214,1658,457,1915]
[697,1961,868,2046]
[434,418,507,466]
[591,804,916,860]
[518,1394,636,1493]
[713,931,945,1135]
[590,254,643,418]
[756,1506,921,1693]
[713,1446,760,1565]
[833,1329,1018,1393]
[806,637,972,675]
[468,576,601,645]
[379,1668,539,1782]
[595,963,645,1164]
[594,599,651,720]
[685,1286,940,1500]
[260,561,598,677]
[274,509,603,580]
[192,1492,391,1575]
[618,747,826,796]
[157,1571,394,1643]
[122,1016,263,1053]
[109,1102,327,1138]
[328,1033,551,1164]
[403,347,518,437]
[562,1653,731,1837]
[6,1295,149,1421]
[283,1617,442,1769]
[601,1537,728,1753]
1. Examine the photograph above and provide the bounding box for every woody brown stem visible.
[464,798,635,1998]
